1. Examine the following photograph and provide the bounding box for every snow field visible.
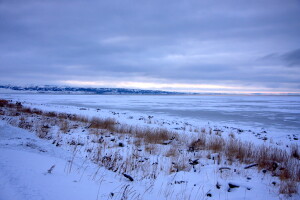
[0,99,299,199]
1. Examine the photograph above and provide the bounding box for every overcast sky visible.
[1,0,300,93]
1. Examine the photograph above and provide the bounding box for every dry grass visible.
[256,146,288,171]
[0,99,9,107]
[68,114,89,123]
[133,138,142,147]
[224,139,254,163]
[165,146,179,157]
[93,145,103,164]
[45,111,57,118]
[1,99,300,194]
[18,117,33,130]
[57,113,68,120]
[171,155,192,172]
[225,139,240,161]
[59,120,70,133]
[17,107,33,114]
[145,144,157,154]
[134,127,175,144]
[145,128,171,144]
[280,168,292,181]
[36,125,49,139]
[89,117,116,131]
[279,159,300,182]
[291,144,300,160]
[101,153,122,171]
[115,124,134,134]
[32,108,43,115]
[189,133,206,151]
[89,128,103,135]
[207,136,225,152]
[279,180,298,195]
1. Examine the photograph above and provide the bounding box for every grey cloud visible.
[0,0,300,91]
[282,48,300,67]
[260,48,300,68]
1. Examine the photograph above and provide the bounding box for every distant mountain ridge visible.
[0,85,186,95]
[2,85,297,96]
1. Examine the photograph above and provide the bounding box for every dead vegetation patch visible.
[207,136,225,152]
[89,117,116,132]
[279,180,298,195]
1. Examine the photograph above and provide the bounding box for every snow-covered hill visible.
[0,85,185,95]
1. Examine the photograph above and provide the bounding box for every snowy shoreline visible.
[0,98,299,200]
[10,95,299,147]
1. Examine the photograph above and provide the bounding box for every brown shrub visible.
[255,145,289,172]
[225,139,239,160]
[280,168,292,181]
[72,115,89,123]
[171,155,192,172]
[89,128,103,135]
[236,142,254,163]
[256,146,273,169]
[36,126,49,139]
[18,117,32,130]
[58,113,68,120]
[59,120,70,133]
[45,111,57,117]
[145,144,157,154]
[6,102,16,108]
[32,108,43,115]
[18,107,33,114]
[134,127,149,138]
[0,99,9,107]
[291,144,300,160]
[207,136,225,152]
[279,180,298,195]
[133,138,142,147]
[115,124,133,134]
[224,140,254,163]
[139,128,173,144]
[189,133,206,151]
[280,160,300,182]
[89,117,116,131]
[165,146,179,157]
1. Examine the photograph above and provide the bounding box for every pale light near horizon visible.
[61,80,300,94]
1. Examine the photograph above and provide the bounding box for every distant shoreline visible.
[1,85,300,96]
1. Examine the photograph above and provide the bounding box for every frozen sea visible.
[2,94,300,135]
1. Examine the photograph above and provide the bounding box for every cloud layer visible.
[1,0,300,93]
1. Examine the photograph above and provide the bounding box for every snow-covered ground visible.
[0,94,299,200]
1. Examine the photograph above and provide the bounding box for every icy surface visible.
[2,94,300,135]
